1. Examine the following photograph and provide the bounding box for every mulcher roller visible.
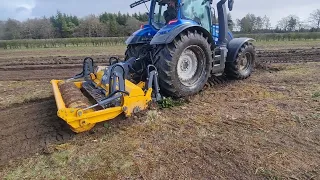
[58,81,91,109]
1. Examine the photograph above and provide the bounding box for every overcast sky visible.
[0,0,319,27]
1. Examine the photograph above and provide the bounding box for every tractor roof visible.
[130,0,151,8]
[130,0,175,8]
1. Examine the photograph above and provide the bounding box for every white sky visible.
[0,0,319,27]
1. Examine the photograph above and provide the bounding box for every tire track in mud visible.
[0,98,74,165]
[1,48,319,81]
[256,48,320,63]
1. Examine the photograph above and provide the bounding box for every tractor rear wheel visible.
[154,31,212,97]
[225,42,255,79]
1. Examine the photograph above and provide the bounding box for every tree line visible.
[0,9,320,40]
[0,11,148,40]
[232,9,320,33]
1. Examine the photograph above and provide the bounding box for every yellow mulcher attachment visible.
[51,57,161,133]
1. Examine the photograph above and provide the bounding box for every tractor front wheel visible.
[225,42,255,79]
[154,31,212,97]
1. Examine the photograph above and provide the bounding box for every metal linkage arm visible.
[68,57,94,81]
[146,65,162,101]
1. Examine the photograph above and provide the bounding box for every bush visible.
[0,37,128,49]
[0,32,319,49]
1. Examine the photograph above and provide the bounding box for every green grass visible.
[235,32,320,41]
[1,39,319,58]
[255,168,283,180]
[312,92,320,98]
[254,39,320,49]
[0,45,127,59]
[1,34,320,50]
[0,37,127,49]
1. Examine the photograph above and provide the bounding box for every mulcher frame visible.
[51,57,161,133]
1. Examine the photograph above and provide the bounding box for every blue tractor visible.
[125,0,256,97]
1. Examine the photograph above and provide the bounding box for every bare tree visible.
[254,16,263,30]
[38,18,55,39]
[262,15,271,30]
[310,9,320,29]
[4,19,21,40]
[76,15,107,37]
[236,14,256,33]
[227,13,235,31]
[125,17,142,35]
[0,21,5,40]
[277,15,299,31]
[20,18,54,39]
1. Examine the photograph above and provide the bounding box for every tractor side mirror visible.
[228,0,234,11]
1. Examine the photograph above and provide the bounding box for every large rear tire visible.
[225,42,255,79]
[153,31,212,97]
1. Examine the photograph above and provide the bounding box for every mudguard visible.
[150,22,214,45]
[226,38,254,62]
[126,25,157,45]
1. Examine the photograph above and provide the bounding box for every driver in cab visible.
[164,0,178,24]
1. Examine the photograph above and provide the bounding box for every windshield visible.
[181,0,211,31]
[152,0,178,29]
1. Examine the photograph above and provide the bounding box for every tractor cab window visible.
[152,0,178,29]
[181,0,211,32]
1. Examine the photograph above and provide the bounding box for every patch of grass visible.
[0,81,51,108]
[158,97,185,108]
[254,40,320,50]
[50,150,71,167]
[256,168,283,180]
[312,92,320,98]
[0,45,126,59]
[146,110,159,122]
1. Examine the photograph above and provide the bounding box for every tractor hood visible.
[125,24,157,45]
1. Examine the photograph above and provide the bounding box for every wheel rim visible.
[239,52,252,71]
[177,45,205,87]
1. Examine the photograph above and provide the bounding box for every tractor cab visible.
[129,0,233,45]
[151,0,176,28]
[150,0,212,31]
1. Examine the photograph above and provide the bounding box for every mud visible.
[0,48,319,81]
[256,48,320,63]
[0,47,319,175]
[0,98,74,165]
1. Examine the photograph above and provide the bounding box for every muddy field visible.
[0,47,319,179]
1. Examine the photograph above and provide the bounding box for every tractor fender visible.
[150,23,214,45]
[226,38,255,62]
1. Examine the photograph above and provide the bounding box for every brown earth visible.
[0,48,319,81]
[0,98,74,163]
[0,48,319,179]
